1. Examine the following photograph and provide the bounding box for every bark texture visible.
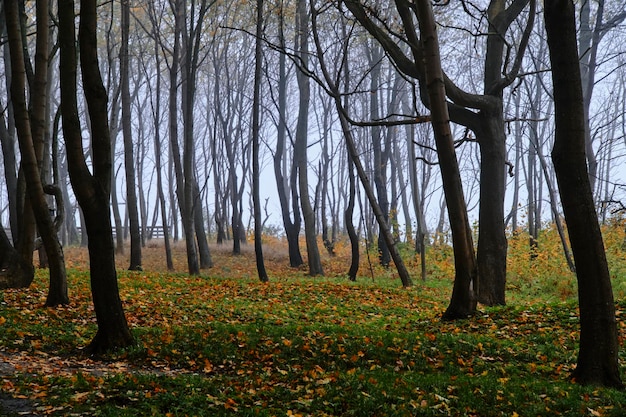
[545,0,622,388]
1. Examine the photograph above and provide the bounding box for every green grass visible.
[1,234,626,416]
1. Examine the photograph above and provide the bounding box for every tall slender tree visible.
[121,0,142,270]
[271,1,304,267]
[412,0,478,318]
[295,0,323,276]
[58,0,134,352]
[545,0,622,388]
[253,0,268,282]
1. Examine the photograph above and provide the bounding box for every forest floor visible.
[1,229,626,416]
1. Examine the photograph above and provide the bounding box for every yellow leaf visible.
[72,392,90,402]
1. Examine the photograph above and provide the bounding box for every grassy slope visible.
[0,225,625,416]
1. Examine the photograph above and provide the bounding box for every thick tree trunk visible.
[59,0,134,352]
[545,0,622,388]
[0,226,33,289]
[475,111,507,305]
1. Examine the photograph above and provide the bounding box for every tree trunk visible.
[273,12,303,267]
[407,120,428,281]
[59,0,134,352]
[367,45,391,268]
[0,225,33,289]
[252,0,268,282]
[344,151,359,281]
[475,111,507,305]
[193,183,213,268]
[545,0,622,388]
[295,0,323,276]
[5,0,68,306]
[121,0,142,270]
[410,0,477,318]
[0,102,18,241]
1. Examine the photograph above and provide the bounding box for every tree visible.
[411,0,477,318]
[0,4,33,290]
[269,1,304,267]
[58,0,134,352]
[544,0,622,388]
[295,0,323,276]
[578,0,626,197]
[120,0,142,271]
[311,1,413,287]
[142,0,174,270]
[366,43,391,268]
[344,0,535,306]
[253,0,268,282]
[5,0,68,306]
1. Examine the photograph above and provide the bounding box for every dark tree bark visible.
[545,0,622,388]
[59,0,134,352]
[345,154,359,281]
[272,8,303,267]
[295,0,323,276]
[0,9,19,242]
[0,5,32,290]
[253,0,268,282]
[5,0,68,306]
[168,0,199,274]
[0,100,18,241]
[0,226,33,289]
[411,0,477,318]
[366,45,391,267]
[193,182,213,268]
[120,0,142,271]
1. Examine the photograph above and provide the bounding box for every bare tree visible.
[545,0,622,388]
[121,0,142,270]
[310,1,413,287]
[269,1,304,267]
[578,0,626,196]
[253,0,269,282]
[58,0,134,352]
[344,0,535,306]
[412,0,477,318]
[5,0,68,306]
[142,0,174,269]
[295,0,323,276]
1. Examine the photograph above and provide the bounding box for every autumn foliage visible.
[0,223,625,415]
